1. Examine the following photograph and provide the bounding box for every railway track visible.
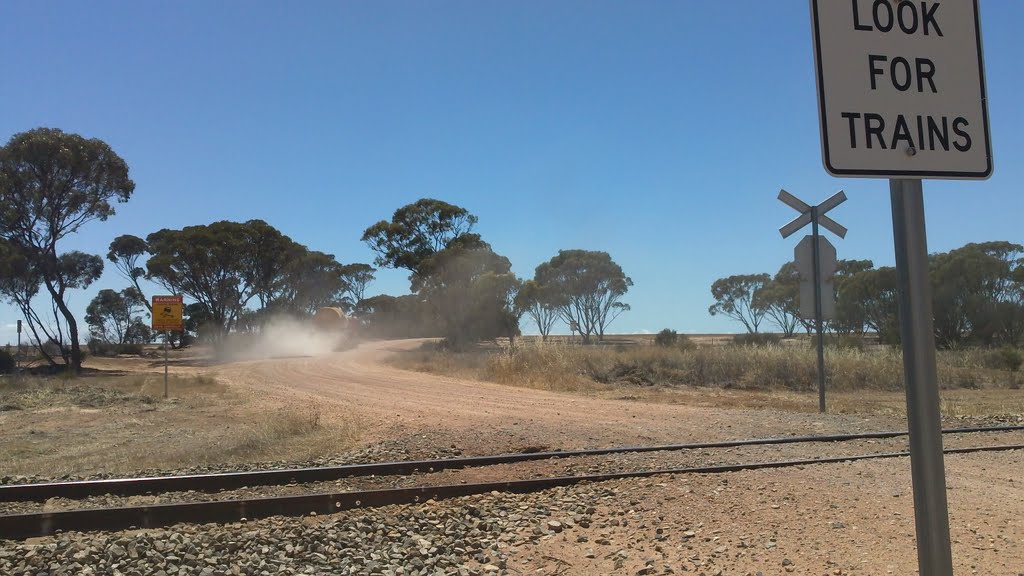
[2,425,1022,540]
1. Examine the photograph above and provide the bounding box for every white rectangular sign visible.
[810,0,992,179]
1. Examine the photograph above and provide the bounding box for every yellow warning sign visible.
[152,295,184,331]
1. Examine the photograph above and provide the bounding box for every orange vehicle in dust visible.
[312,307,354,333]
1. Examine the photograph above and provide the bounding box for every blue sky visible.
[2,1,1022,344]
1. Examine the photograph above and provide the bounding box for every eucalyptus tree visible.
[0,128,134,370]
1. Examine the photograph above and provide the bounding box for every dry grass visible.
[225,399,362,462]
[0,372,362,477]
[0,372,223,411]
[391,340,1024,418]
[603,386,1024,419]
[140,398,360,471]
[396,340,1019,392]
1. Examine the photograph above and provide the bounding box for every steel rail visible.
[1,443,1022,540]
[2,424,1021,502]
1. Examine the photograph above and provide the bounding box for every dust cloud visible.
[213,316,352,362]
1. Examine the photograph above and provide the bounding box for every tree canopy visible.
[516,279,560,341]
[831,259,875,336]
[708,273,770,334]
[358,198,525,347]
[85,287,151,345]
[930,241,1023,347]
[107,234,151,311]
[361,198,478,275]
[840,266,900,344]
[414,239,519,348]
[535,250,632,344]
[0,128,134,371]
[146,221,260,336]
[756,262,800,337]
[283,252,376,315]
[145,220,374,336]
[241,219,304,310]
[338,263,376,310]
[0,239,50,362]
[717,243,1023,349]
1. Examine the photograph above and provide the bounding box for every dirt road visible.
[207,339,900,456]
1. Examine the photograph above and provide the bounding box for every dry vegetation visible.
[0,371,360,478]
[391,337,1024,418]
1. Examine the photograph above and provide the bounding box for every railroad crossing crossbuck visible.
[778,189,848,414]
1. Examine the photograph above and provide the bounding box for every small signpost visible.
[809,1,992,573]
[16,319,22,373]
[152,296,184,398]
[778,189,847,414]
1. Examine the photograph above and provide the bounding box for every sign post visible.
[810,1,992,573]
[16,320,22,374]
[152,296,184,399]
[779,189,846,413]
[890,178,952,572]
[164,331,169,398]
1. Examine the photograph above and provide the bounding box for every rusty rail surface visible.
[1,443,1022,540]
[1,425,1021,503]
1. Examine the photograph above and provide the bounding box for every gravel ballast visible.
[2,450,1023,575]
[0,486,599,576]
[3,430,1022,517]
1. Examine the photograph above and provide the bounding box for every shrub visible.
[394,337,1018,394]
[0,350,14,374]
[41,339,63,358]
[118,343,144,356]
[654,329,678,347]
[830,334,866,351]
[87,340,146,357]
[88,339,112,357]
[733,333,782,347]
[989,346,1023,372]
[676,333,696,351]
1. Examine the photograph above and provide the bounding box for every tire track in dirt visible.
[205,339,900,454]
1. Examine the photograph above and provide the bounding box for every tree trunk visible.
[55,299,83,372]
[69,322,83,372]
[43,279,84,373]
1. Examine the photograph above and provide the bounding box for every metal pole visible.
[16,326,21,374]
[164,332,169,399]
[810,207,826,413]
[890,178,953,575]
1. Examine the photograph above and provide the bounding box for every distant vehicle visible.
[312,307,353,333]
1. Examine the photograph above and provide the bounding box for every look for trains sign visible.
[810,0,992,179]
